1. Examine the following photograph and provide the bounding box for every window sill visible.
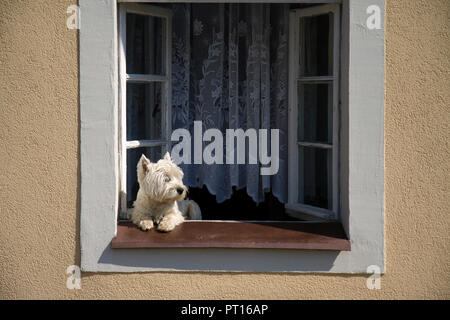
[112,221,350,251]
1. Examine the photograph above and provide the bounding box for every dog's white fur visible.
[130,152,202,232]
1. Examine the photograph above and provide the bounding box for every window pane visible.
[298,83,332,144]
[298,146,332,210]
[126,13,165,75]
[126,146,163,207]
[299,13,332,77]
[126,83,163,141]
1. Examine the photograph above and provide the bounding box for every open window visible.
[286,4,340,221]
[118,4,172,219]
[117,2,342,223]
[113,2,349,250]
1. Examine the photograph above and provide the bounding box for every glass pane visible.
[298,146,332,210]
[126,83,163,141]
[126,13,165,75]
[298,83,333,144]
[126,146,163,207]
[299,13,333,77]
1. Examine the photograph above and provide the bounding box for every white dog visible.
[130,152,202,232]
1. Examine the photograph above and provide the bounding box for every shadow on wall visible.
[97,244,340,272]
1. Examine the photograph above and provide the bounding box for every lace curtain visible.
[128,3,289,204]
[171,3,289,204]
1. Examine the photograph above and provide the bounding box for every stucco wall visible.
[0,0,448,299]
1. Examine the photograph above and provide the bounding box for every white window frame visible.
[118,4,172,219]
[80,0,385,273]
[286,4,340,221]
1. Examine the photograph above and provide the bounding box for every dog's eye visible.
[164,175,171,183]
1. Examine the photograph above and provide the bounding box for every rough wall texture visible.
[0,0,448,299]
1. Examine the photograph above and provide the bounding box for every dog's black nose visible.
[177,188,184,195]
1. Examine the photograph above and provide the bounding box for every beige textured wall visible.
[0,0,448,299]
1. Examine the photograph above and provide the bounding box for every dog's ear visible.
[163,151,172,161]
[137,154,151,184]
[140,154,151,171]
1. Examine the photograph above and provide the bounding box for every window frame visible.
[118,3,173,219]
[79,0,385,273]
[287,3,340,221]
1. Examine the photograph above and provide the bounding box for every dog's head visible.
[137,152,187,203]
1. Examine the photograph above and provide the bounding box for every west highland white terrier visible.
[130,152,202,232]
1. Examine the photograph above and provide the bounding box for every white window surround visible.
[80,0,385,273]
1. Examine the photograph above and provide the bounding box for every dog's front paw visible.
[156,214,184,232]
[138,219,154,231]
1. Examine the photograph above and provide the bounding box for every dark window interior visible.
[187,186,296,221]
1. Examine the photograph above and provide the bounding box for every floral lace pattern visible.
[169,4,289,204]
